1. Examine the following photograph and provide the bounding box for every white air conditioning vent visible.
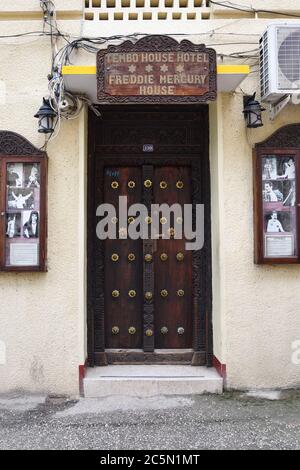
[260,24,300,103]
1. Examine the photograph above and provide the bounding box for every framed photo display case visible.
[254,124,300,264]
[0,131,47,271]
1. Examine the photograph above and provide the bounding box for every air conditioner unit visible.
[260,24,300,103]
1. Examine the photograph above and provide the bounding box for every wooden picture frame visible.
[254,124,300,264]
[0,131,47,272]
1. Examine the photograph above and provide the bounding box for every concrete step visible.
[83,365,223,397]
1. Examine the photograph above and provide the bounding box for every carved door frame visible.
[87,106,213,367]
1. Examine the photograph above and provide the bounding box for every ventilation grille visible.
[84,0,211,21]
[259,30,269,100]
[277,27,300,90]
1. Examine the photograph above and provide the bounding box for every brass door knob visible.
[144,179,152,188]
[112,290,120,298]
[160,181,168,189]
[145,253,153,263]
[128,253,136,262]
[111,326,119,335]
[128,290,136,298]
[111,181,119,189]
[145,291,153,300]
[160,289,168,298]
[128,326,136,335]
[145,329,153,337]
[177,327,185,335]
[161,326,168,335]
[176,180,184,189]
[128,180,136,189]
[177,289,185,297]
[160,253,168,261]
[111,253,119,262]
[176,252,184,261]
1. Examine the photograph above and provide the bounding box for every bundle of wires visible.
[5,0,290,144]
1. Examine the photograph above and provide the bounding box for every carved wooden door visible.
[88,106,212,367]
[104,166,143,349]
[153,166,193,349]
[103,164,192,350]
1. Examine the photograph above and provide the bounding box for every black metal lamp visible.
[243,93,265,128]
[34,98,57,134]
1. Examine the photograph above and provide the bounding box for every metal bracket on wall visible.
[269,95,291,121]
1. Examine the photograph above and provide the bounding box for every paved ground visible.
[0,391,299,450]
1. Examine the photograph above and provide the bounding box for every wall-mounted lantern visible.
[34,98,57,134]
[243,93,265,128]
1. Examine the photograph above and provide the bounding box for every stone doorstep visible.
[83,365,223,397]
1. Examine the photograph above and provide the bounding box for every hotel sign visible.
[97,36,217,104]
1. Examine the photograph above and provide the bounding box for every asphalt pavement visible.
[0,391,299,450]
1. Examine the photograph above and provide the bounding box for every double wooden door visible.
[88,106,212,366]
[104,165,192,350]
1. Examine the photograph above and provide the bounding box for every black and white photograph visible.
[6,213,21,238]
[7,188,34,210]
[282,180,296,206]
[6,162,23,188]
[276,156,296,180]
[262,180,283,202]
[265,210,292,233]
[24,163,40,188]
[262,157,277,180]
[23,210,39,239]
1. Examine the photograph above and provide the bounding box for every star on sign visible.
[145,64,153,72]
[176,64,185,73]
[160,64,168,73]
[128,65,136,73]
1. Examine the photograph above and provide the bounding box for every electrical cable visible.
[0,1,270,144]
[209,1,300,18]
[0,31,63,39]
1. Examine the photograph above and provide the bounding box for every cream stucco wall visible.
[219,90,300,389]
[0,2,299,394]
[210,99,227,366]
[0,119,83,395]
[0,15,85,396]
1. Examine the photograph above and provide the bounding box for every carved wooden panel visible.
[105,126,188,146]
[153,166,193,349]
[0,131,43,156]
[104,167,143,348]
[142,165,155,352]
[256,124,300,148]
[97,35,217,104]
[96,106,207,148]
